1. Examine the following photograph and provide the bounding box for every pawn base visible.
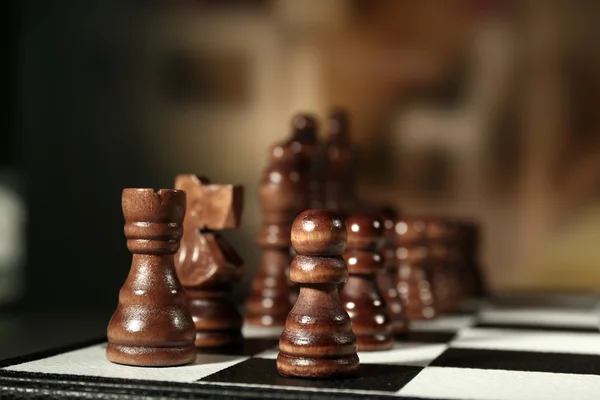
[106,343,197,367]
[276,352,359,378]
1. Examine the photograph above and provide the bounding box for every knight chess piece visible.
[245,143,303,326]
[376,206,409,334]
[395,217,436,320]
[107,189,196,367]
[340,213,393,351]
[277,209,359,378]
[174,175,245,347]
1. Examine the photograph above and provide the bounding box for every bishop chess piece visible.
[245,143,303,326]
[395,217,436,320]
[107,189,196,366]
[277,210,359,378]
[340,213,393,351]
[376,206,409,334]
[425,218,463,314]
[174,175,245,347]
[322,108,356,216]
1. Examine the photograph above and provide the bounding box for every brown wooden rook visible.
[340,213,393,351]
[278,209,359,378]
[107,189,196,367]
[174,175,245,348]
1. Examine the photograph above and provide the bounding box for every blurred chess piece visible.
[341,213,393,351]
[425,218,464,313]
[377,206,409,333]
[394,217,436,320]
[245,143,303,326]
[322,108,356,216]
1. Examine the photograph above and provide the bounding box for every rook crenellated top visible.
[122,189,186,255]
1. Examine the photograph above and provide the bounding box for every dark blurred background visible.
[1,0,600,357]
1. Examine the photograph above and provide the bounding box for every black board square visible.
[399,330,457,344]
[473,321,599,333]
[199,358,422,393]
[197,338,279,357]
[430,348,600,375]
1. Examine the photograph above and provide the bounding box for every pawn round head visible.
[345,213,384,250]
[291,209,347,256]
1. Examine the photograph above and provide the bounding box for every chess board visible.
[1,294,600,400]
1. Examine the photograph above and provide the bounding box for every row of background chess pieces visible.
[104,110,488,368]
[245,109,488,332]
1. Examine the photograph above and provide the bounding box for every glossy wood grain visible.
[277,209,359,378]
[340,213,393,351]
[106,189,196,367]
[395,217,436,320]
[377,206,409,333]
[174,175,245,348]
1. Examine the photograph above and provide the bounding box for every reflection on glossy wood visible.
[107,189,196,366]
[341,213,393,351]
[277,209,359,378]
[174,175,245,348]
[395,217,436,320]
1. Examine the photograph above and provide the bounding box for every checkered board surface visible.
[1,294,600,400]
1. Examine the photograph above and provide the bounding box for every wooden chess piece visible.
[278,209,359,378]
[322,108,356,216]
[376,206,409,334]
[107,189,196,367]
[286,113,322,209]
[340,213,393,351]
[425,218,463,314]
[174,175,245,347]
[394,217,436,320]
[245,143,303,326]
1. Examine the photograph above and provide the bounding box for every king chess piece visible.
[174,175,245,347]
[245,143,303,326]
[107,189,196,367]
[277,209,359,378]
